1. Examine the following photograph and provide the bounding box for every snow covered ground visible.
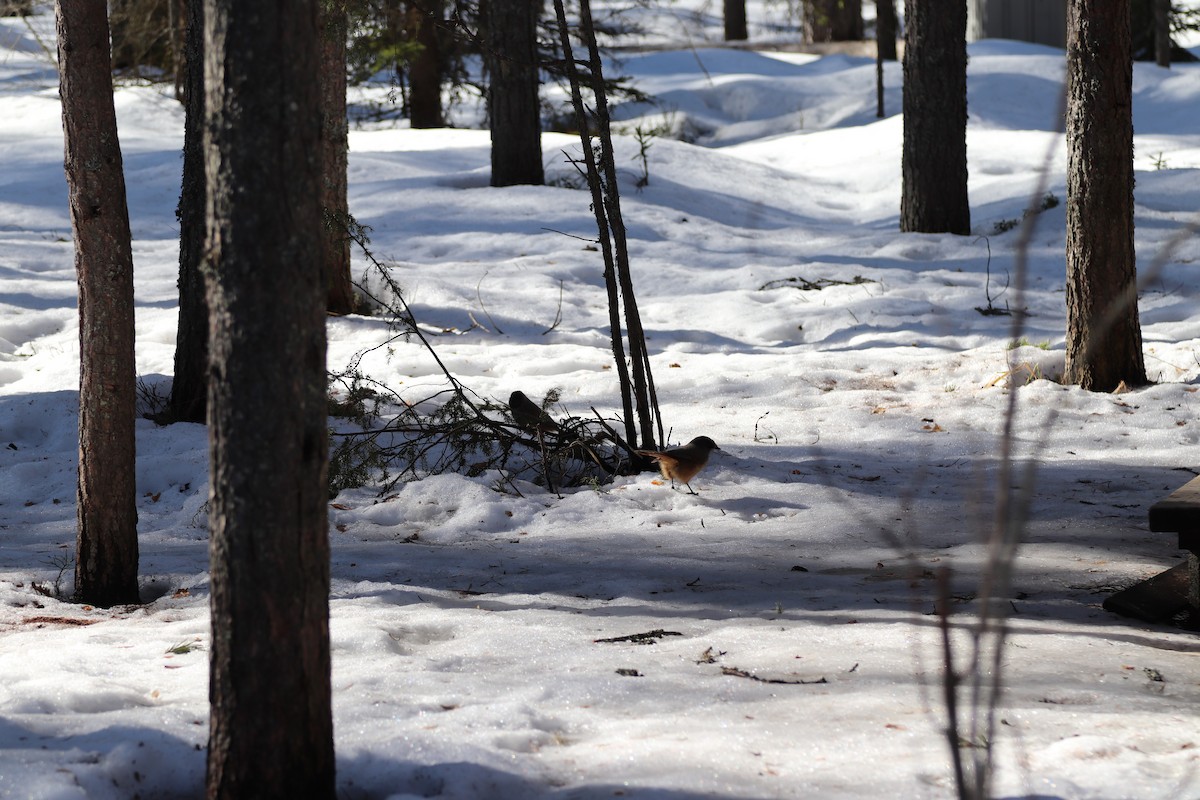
[2,5,1200,799]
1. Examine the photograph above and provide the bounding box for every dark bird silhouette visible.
[637,436,720,494]
[508,390,559,435]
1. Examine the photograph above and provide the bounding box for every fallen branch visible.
[720,666,828,685]
[594,629,683,644]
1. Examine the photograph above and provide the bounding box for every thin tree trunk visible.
[900,0,969,234]
[109,0,172,73]
[875,0,894,118]
[168,0,207,423]
[202,0,335,797]
[408,0,443,128]
[724,0,747,41]
[1154,0,1171,67]
[876,41,884,118]
[55,0,140,607]
[169,0,186,100]
[551,0,662,450]
[875,0,897,61]
[488,0,544,186]
[321,1,356,314]
[575,0,661,449]
[805,0,863,42]
[1064,0,1146,391]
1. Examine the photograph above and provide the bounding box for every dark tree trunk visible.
[408,1,444,128]
[169,0,186,101]
[1129,0,1195,61]
[1154,0,1171,67]
[724,0,748,41]
[552,0,663,450]
[805,0,863,42]
[876,39,885,118]
[900,0,969,235]
[1064,0,1146,392]
[202,0,335,797]
[55,0,140,607]
[875,0,897,60]
[874,0,896,117]
[109,0,172,73]
[168,0,207,424]
[321,1,356,314]
[488,0,544,186]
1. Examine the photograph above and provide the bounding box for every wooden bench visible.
[1102,473,1200,627]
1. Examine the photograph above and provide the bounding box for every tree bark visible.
[724,0,748,41]
[804,0,863,42]
[1064,0,1146,391]
[488,0,544,186]
[874,0,896,117]
[321,1,356,314]
[408,0,444,128]
[168,0,186,100]
[1154,0,1171,67]
[56,0,141,608]
[168,0,207,424]
[202,0,335,797]
[875,0,897,61]
[900,0,969,235]
[109,0,172,73]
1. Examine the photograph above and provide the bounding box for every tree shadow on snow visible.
[328,437,1200,641]
[336,752,788,800]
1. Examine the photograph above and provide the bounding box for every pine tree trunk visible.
[109,0,172,72]
[1154,0,1171,67]
[169,0,186,100]
[56,0,141,608]
[900,0,969,235]
[488,0,544,186]
[1129,0,1191,61]
[805,0,863,42]
[168,0,207,423]
[202,1,335,797]
[875,0,897,61]
[407,0,443,128]
[321,1,356,314]
[724,0,748,41]
[1064,0,1146,391]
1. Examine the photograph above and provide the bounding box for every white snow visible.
[2,4,1200,799]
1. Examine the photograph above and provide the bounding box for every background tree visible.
[109,0,173,75]
[900,0,969,235]
[399,0,445,127]
[55,0,141,607]
[804,0,862,42]
[168,0,207,423]
[487,0,544,186]
[321,0,356,313]
[1064,0,1146,391]
[1154,0,1170,67]
[724,0,747,41]
[1130,0,1199,62]
[202,0,336,796]
[875,0,897,60]
[169,0,186,99]
[874,0,896,118]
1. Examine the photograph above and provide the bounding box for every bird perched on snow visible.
[508,390,559,435]
[637,436,720,495]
